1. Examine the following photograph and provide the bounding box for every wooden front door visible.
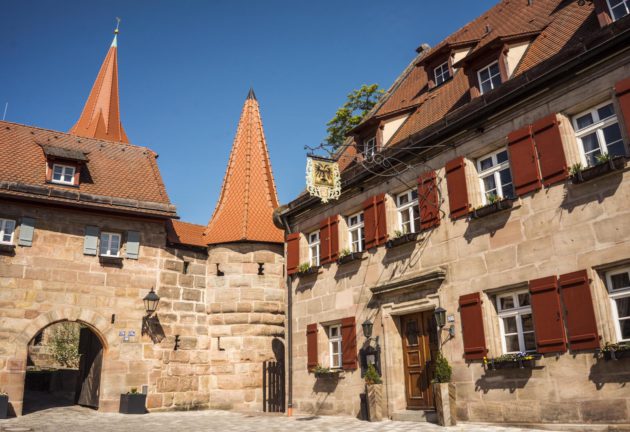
[400,311,436,409]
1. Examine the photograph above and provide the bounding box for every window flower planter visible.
[119,393,147,414]
[598,343,630,361]
[385,232,419,249]
[471,199,514,219]
[483,353,541,370]
[297,266,319,277]
[571,156,626,184]
[0,393,8,419]
[337,251,364,265]
[313,366,344,379]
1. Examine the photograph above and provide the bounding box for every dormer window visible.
[608,0,630,21]
[364,137,376,158]
[52,164,76,185]
[478,61,502,94]
[434,61,451,86]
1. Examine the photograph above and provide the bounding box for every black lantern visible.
[362,319,373,339]
[143,288,160,316]
[434,307,446,328]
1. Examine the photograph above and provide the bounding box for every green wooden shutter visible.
[84,226,99,256]
[18,217,36,247]
[126,231,140,260]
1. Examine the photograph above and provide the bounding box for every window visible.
[496,291,536,353]
[328,325,342,368]
[396,190,420,234]
[99,232,121,257]
[573,101,626,167]
[434,61,451,86]
[0,219,16,245]
[364,137,376,159]
[347,212,365,253]
[51,164,76,185]
[308,231,320,267]
[606,267,630,342]
[608,0,630,21]
[477,149,514,203]
[477,61,502,94]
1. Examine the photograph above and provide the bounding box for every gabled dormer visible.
[594,0,629,27]
[417,41,477,90]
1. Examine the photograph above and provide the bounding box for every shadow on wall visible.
[463,206,511,243]
[560,172,623,213]
[588,356,630,390]
[142,316,165,343]
[475,366,535,394]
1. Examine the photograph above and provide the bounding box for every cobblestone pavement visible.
[0,406,561,432]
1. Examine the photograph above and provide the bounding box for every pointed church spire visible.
[69,20,129,143]
[204,89,283,245]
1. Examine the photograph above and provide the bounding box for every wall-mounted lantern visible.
[143,288,160,316]
[434,307,447,328]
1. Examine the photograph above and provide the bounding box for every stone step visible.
[391,409,438,423]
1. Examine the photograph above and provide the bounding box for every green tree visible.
[324,84,385,150]
[49,322,81,368]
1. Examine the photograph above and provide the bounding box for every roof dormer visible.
[40,144,89,187]
[594,0,629,26]
[418,41,477,90]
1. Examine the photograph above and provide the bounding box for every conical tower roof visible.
[69,30,129,143]
[204,89,283,245]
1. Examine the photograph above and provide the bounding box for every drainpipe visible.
[280,212,293,417]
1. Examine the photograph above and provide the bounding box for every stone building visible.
[280,0,630,427]
[0,30,284,415]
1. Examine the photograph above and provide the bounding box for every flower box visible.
[297,266,319,277]
[599,344,630,361]
[571,156,626,184]
[385,232,419,249]
[313,367,343,379]
[119,393,147,414]
[483,354,540,370]
[471,199,514,219]
[0,394,8,419]
[337,252,364,265]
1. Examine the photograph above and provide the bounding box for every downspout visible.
[280,212,293,417]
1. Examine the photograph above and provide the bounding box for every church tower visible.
[205,89,285,411]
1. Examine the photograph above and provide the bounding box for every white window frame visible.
[434,61,451,86]
[0,218,16,245]
[572,101,626,167]
[477,148,514,204]
[99,232,122,257]
[477,61,502,95]
[51,163,76,185]
[606,266,630,343]
[607,0,630,21]
[347,212,365,253]
[496,290,536,354]
[396,189,420,234]
[308,231,320,267]
[328,324,342,369]
[364,137,376,159]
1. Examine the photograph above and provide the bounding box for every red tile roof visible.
[204,90,284,245]
[166,220,208,248]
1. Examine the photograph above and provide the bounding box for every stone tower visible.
[204,89,285,410]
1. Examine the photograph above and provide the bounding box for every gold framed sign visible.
[306,156,341,203]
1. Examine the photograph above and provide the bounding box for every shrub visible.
[433,352,452,383]
[49,322,81,368]
[364,364,382,385]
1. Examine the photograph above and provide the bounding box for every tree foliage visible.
[324,84,385,150]
[49,322,81,368]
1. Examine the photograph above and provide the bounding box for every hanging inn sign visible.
[306,156,341,203]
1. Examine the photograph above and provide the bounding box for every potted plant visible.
[312,364,343,379]
[337,248,363,265]
[432,353,456,426]
[570,154,626,184]
[0,390,8,419]
[296,262,318,277]
[471,193,513,219]
[483,352,541,370]
[598,342,630,361]
[364,364,383,422]
[119,387,147,414]
[385,229,419,249]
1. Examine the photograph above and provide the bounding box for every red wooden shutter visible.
[529,276,567,354]
[559,270,600,351]
[418,171,440,230]
[532,114,567,186]
[615,77,630,138]
[341,316,358,370]
[306,323,318,371]
[508,125,541,196]
[459,293,488,360]
[319,216,339,265]
[363,193,388,249]
[445,157,470,219]
[286,233,300,275]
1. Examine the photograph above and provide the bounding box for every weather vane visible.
[114,17,121,34]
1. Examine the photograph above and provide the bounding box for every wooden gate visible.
[262,360,285,412]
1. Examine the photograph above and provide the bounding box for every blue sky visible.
[2,0,497,225]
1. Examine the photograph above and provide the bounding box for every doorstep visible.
[391,409,437,423]
[462,422,630,431]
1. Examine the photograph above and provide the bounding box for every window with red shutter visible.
[319,216,339,265]
[507,125,541,196]
[459,293,488,360]
[417,171,440,229]
[286,233,300,275]
[615,77,630,138]
[341,317,358,370]
[363,193,388,249]
[532,114,567,187]
[445,157,470,219]
[529,276,567,354]
[558,270,600,351]
[306,323,318,371]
